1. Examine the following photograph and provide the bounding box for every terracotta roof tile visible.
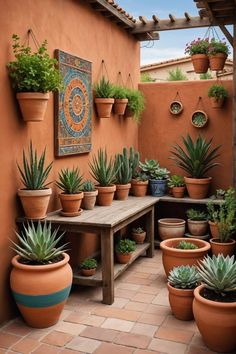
[104,0,136,23]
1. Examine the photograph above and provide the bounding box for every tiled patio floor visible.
[0,250,219,354]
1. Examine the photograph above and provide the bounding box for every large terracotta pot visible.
[191,54,209,73]
[59,192,84,216]
[209,97,225,108]
[160,237,211,276]
[193,284,236,353]
[131,231,146,244]
[96,185,116,206]
[116,252,132,264]
[81,190,98,210]
[113,98,128,115]
[16,92,50,122]
[209,238,236,257]
[131,179,148,197]
[184,177,212,199]
[10,253,72,328]
[209,53,227,71]
[94,98,114,118]
[115,183,131,200]
[208,220,219,238]
[187,219,208,236]
[18,188,52,220]
[167,283,194,321]
[172,186,185,198]
[158,218,186,241]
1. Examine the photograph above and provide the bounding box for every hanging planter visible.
[169,92,183,115]
[191,110,208,128]
[208,84,228,108]
[191,54,209,74]
[185,38,209,74]
[208,38,230,71]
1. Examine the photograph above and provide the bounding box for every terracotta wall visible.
[139,80,233,191]
[0,0,140,323]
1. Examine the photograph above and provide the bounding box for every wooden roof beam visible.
[219,25,233,46]
[135,31,160,41]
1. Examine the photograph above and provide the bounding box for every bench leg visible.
[145,207,154,258]
[101,228,114,304]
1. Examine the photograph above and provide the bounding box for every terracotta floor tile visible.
[64,313,105,326]
[125,301,148,312]
[186,345,218,354]
[132,293,156,304]
[0,350,7,354]
[80,326,119,342]
[124,276,152,286]
[55,322,86,335]
[146,304,170,316]
[134,267,160,275]
[92,307,140,321]
[111,297,130,308]
[2,319,32,336]
[135,350,162,354]
[152,289,169,306]
[26,327,53,340]
[155,326,194,344]
[190,333,208,348]
[116,283,140,291]
[115,288,138,299]
[66,336,100,353]
[101,318,134,332]
[162,315,198,332]
[0,332,20,349]
[94,342,134,354]
[59,349,84,354]
[42,330,74,347]
[32,343,61,354]
[139,285,162,295]
[131,271,150,279]
[131,323,158,337]
[148,338,187,354]
[114,332,151,349]
[11,337,39,353]
[138,313,166,326]
[75,302,98,313]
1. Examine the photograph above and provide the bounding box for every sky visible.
[117,0,232,65]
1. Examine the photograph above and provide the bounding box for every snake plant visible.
[56,167,83,194]
[168,265,200,289]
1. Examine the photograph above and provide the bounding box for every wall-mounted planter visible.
[17,92,50,122]
[113,98,128,115]
[191,110,208,128]
[169,101,183,115]
[94,98,114,118]
[209,97,225,108]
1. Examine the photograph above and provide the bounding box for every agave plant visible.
[11,221,68,264]
[94,76,114,98]
[56,167,83,194]
[89,148,118,186]
[168,265,200,289]
[17,141,53,190]
[198,254,236,296]
[115,147,132,184]
[169,134,221,178]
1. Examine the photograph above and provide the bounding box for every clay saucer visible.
[60,208,83,217]
[185,232,209,240]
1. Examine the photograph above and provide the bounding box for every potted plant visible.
[10,221,72,328]
[81,180,98,210]
[170,134,221,199]
[80,258,97,276]
[186,208,208,237]
[17,141,53,220]
[167,175,185,198]
[185,38,209,73]
[115,238,136,264]
[193,254,236,352]
[191,111,208,128]
[112,85,128,115]
[207,201,220,238]
[131,227,146,244]
[89,148,118,206]
[167,265,200,320]
[56,167,84,216]
[114,147,132,200]
[208,84,228,108]
[94,76,114,118]
[158,218,186,241]
[160,237,210,276]
[124,88,145,124]
[169,101,183,115]
[208,38,230,71]
[129,147,149,197]
[7,34,62,122]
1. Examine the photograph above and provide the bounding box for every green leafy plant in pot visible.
[129,147,148,197]
[115,238,136,264]
[114,147,132,200]
[112,85,128,115]
[139,159,170,196]
[94,76,114,118]
[131,227,146,244]
[186,208,208,237]
[184,38,209,73]
[208,38,230,71]
[167,174,185,198]
[208,84,228,108]
[124,88,145,124]
[80,258,97,276]
[81,180,98,210]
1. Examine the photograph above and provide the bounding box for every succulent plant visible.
[11,221,68,265]
[168,265,200,289]
[89,148,118,187]
[115,147,132,184]
[115,239,136,254]
[82,180,96,192]
[176,241,199,250]
[168,175,185,188]
[56,167,83,194]
[186,208,208,221]
[80,258,97,269]
[139,159,170,180]
[132,227,144,233]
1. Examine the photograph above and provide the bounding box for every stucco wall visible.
[0,0,140,323]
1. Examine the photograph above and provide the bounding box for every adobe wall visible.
[139,80,233,192]
[0,0,140,323]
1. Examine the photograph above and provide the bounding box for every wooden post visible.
[233,24,236,189]
[101,228,114,304]
[145,206,154,258]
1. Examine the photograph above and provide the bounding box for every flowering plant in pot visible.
[208,84,228,108]
[17,141,53,220]
[10,221,72,328]
[94,76,114,118]
[170,134,221,199]
[114,147,132,200]
[80,258,97,276]
[112,85,128,115]
[186,208,208,237]
[193,254,236,353]
[131,227,146,244]
[115,238,136,264]
[167,265,200,320]
[184,38,209,73]
[208,38,230,71]
[7,33,62,122]
[167,174,185,198]
[81,180,98,210]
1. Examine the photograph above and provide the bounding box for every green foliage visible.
[132,227,144,233]
[166,67,188,81]
[135,172,149,181]
[208,85,228,99]
[140,73,155,82]
[198,254,236,296]
[115,238,136,254]
[216,189,226,199]
[11,221,68,264]
[176,241,199,250]
[192,112,207,127]
[89,148,118,187]
[185,38,209,55]
[80,258,97,269]
[170,134,221,178]
[115,147,132,184]
[129,146,140,179]
[168,175,185,188]
[139,159,170,180]
[207,201,220,222]
[125,88,145,124]
[168,265,200,289]
[94,76,114,98]
[208,38,230,56]
[200,71,213,80]
[56,167,83,194]
[112,85,127,99]
[17,141,53,190]
[186,208,208,221]
[7,34,62,93]
[217,187,236,242]
[82,180,96,192]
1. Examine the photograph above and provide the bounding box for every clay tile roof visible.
[105,0,136,23]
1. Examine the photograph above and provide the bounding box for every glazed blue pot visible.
[149,179,167,197]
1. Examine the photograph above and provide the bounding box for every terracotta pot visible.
[81,190,98,210]
[184,177,212,199]
[187,219,208,236]
[16,92,50,122]
[131,179,148,197]
[167,283,194,320]
[208,220,219,238]
[169,101,183,115]
[191,54,209,74]
[131,231,146,244]
[115,183,131,200]
[116,252,132,264]
[210,238,236,257]
[96,185,116,206]
[193,284,236,352]
[18,188,52,220]
[158,218,186,241]
[172,186,185,198]
[10,253,72,328]
[160,237,211,276]
[113,98,128,115]
[191,110,208,128]
[81,268,96,277]
[209,97,225,108]
[209,53,227,71]
[59,192,84,215]
[94,98,114,118]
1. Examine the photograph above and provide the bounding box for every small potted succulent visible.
[112,85,128,115]
[114,147,132,200]
[81,180,98,210]
[167,265,200,321]
[131,227,146,244]
[207,201,220,238]
[208,84,228,108]
[208,38,230,71]
[191,111,208,128]
[94,76,114,118]
[186,208,208,237]
[169,101,183,115]
[124,88,145,124]
[56,167,84,216]
[167,175,185,198]
[115,238,136,264]
[129,147,149,197]
[80,258,97,276]
[184,38,209,73]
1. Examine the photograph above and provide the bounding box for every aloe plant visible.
[168,265,200,289]
[94,76,114,98]
[89,148,118,186]
[17,141,53,190]
[115,147,132,184]
[56,167,83,194]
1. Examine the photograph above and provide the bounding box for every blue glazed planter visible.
[149,179,167,197]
